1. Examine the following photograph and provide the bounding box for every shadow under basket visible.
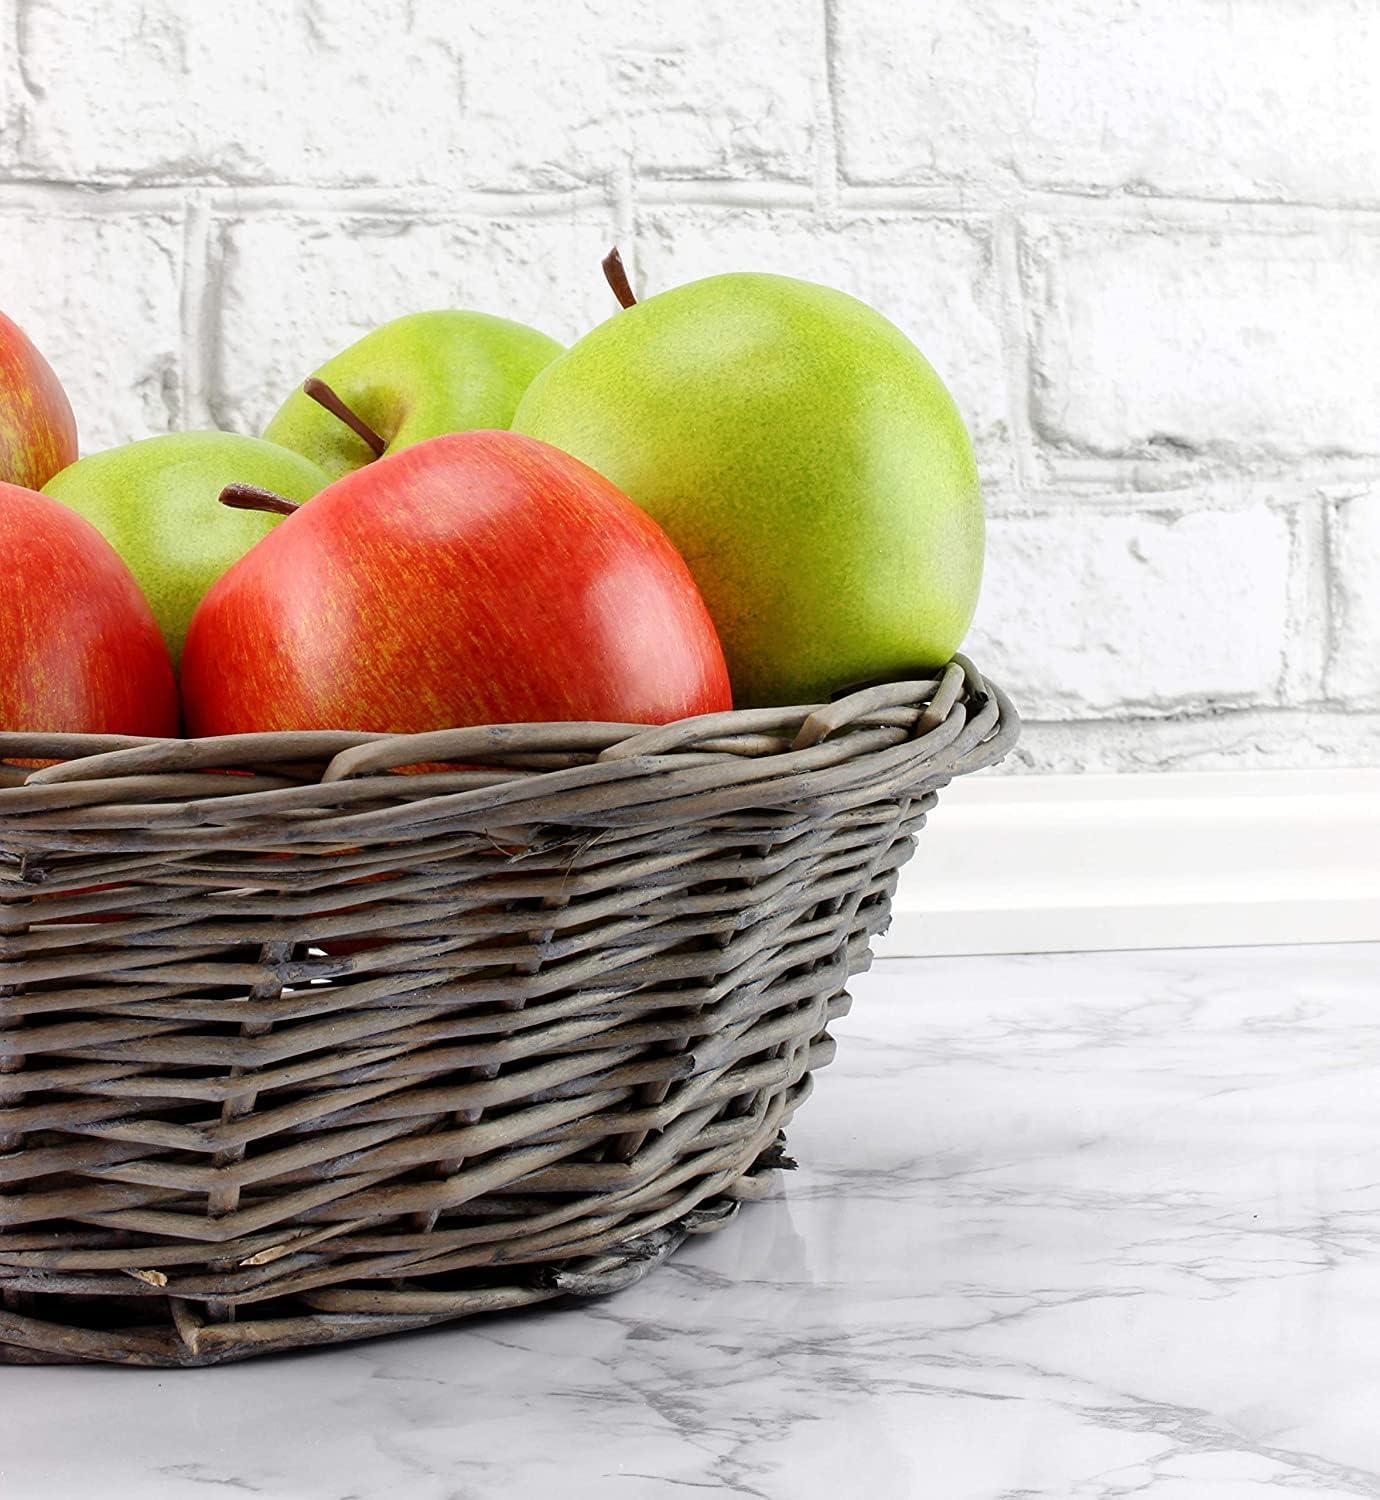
[0,656,1016,1367]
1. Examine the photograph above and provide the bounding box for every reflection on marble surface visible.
[4,944,1380,1499]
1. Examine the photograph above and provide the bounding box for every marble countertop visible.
[4,943,1379,1499]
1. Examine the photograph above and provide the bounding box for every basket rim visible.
[0,655,1017,788]
[0,655,1018,854]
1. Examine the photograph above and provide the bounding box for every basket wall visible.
[0,659,1015,1366]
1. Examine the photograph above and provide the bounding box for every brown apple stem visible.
[602,247,638,309]
[302,376,388,458]
[219,483,301,517]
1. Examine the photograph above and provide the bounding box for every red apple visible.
[181,430,732,736]
[0,311,78,491]
[0,483,178,735]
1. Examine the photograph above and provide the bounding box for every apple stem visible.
[602,247,638,309]
[302,376,388,458]
[219,483,301,517]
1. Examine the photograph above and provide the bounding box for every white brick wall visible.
[457,1,822,189]
[966,504,1297,717]
[2,0,1375,773]
[834,0,1380,205]
[16,1,471,186]
[0,207,185,449]
[1025,222,1380,463]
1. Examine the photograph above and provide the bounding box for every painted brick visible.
[0,209,184,451]
[834,0,1380,204]
[15,0,466,185]
[964,505,1294,716]
[1327,494,1380,706]
[635,209,1009,478]
[1025,223,1380,463]
[212,209,618,434]
[459,1,821,188]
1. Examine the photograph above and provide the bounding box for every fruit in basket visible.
[42,432,330,662]
[181,430,732,736]
[263,311,563,482]
[0,483,177,735]
[0,310,78,491]
[514,256,984,708]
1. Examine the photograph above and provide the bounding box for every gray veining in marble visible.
[3,944,1379,1499]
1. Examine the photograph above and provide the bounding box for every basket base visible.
[0,1142,790,1369]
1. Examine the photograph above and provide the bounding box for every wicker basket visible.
[0,656,1015,1366]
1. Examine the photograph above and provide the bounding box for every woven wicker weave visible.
[0,656,1015,1366]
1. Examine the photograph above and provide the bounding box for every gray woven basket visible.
[0,655,1016,1366]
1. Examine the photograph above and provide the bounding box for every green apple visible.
[42,432,329,662]
[513,269,984,708]
[263,311,563,482]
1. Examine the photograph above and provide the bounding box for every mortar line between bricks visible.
[993,211,1037,497]
[1014,707,1380,730]
[839,183,1380,228]
[200,220,235,434]
[986,486,1335,520]
[177,194,214,430]
[633,180,817,210]
[1320,498,1344,702]
[5,7,22,148]
[0,181,618,218]
[10,0,42,131]
[1038,457,1380,492]
[814,0,842,223]
[2,177,1379,231]
[1023,181,1380,223]
[614,155,637,292]
[1014,714,1380,738]
[1277,497,1331,705]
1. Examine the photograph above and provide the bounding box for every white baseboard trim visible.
[885,768,1380,957]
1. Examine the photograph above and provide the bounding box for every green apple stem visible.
[218,483,301,517]
[302,376,388,458]
[602,247,638,309]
